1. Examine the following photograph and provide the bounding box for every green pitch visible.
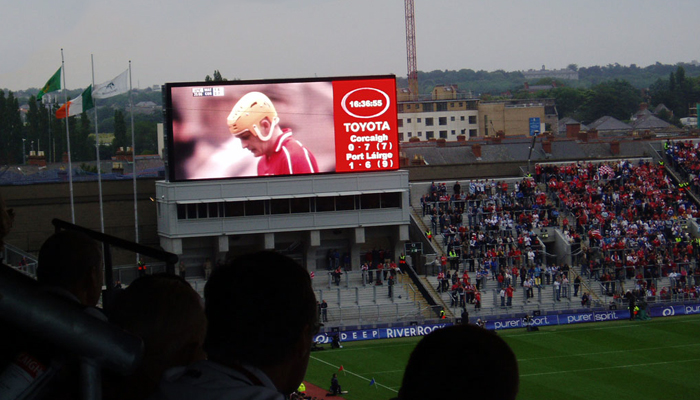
[305,315,700,399]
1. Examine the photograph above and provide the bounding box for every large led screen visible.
[164,75,399,182]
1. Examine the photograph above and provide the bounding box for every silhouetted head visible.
[398,324,519,400]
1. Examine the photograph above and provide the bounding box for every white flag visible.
[93,69,129,99]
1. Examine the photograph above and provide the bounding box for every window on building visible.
[270,199,290,214]
[381,192,401,208]
[469,129,478,137]
[336,195,355,211]
[361,194,381,209]
[439,117,447,125]
[459,102,463,107]
[177,204,187,220]
[451,116,455,121]
[451,130,456,135]
[436,102,447,112]
[417,118,422,123]
[406,104,411,110]
[407,118,411,123]
[316,197,334,212]
[208,202,220,218]
[469,115,477,124]
[290,198,310,214]
[398,104,404,112]
[425,118,434,126]
[460,116,465,121]
[418,132,423,137]
[439,131,448,139]
[450,102,454,107]
[197,203,208,218]
[224,201,245,217]
[461,129,466,135]
[407,132,412,138]
[426,131,434,139]
[397,119,403,127]
[186,204,197,219]
[399,132,404,141]
[422,103,434,112]
[246,200,265,216]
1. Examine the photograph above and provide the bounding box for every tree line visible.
[397,62,700,125]
[0,90,161,166]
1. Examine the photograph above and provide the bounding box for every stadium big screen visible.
[164,75,399,182]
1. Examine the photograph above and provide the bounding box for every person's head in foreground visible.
[398,324,519,400]
[204,251,318,396]
[37,230,104,307]
[0,191,13,253]
[105,273,207,400]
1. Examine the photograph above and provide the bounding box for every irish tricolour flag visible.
[56,85,94,119]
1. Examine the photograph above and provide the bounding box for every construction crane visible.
[405,0,419,101]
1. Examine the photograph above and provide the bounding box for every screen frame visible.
[163,74,398,183]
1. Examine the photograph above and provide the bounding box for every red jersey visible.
[257,129,319,176]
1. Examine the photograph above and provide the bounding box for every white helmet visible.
[226,92,279,142]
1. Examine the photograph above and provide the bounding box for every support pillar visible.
[306,230,321,271]
[352,227,366,270]
[264,233,275,250]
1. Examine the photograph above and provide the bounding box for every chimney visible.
[542,140,552,154]
[610,141,620,155]
[578,131,588,142]
[472,143,482,158]
[566,123,581,138]
[28,151,47,167]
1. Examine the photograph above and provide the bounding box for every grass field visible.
[305,315,700,399]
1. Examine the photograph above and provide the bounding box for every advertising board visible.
[164,75,399,181]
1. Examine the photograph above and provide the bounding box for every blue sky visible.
[1,0,698,91]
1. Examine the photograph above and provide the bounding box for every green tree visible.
[113,109,128,151]
[205,70,227,82]
[579,79,642,122]
[74,112,94,161]
[134,120,158,154]
[1,91,24,164]
[542,87,590,119]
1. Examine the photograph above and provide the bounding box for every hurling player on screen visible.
[227,92,319,176]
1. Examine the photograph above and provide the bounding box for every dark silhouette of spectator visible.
[396,325,519,400]
[0,191,13,261]
[37,230,104,307]
[154,251,318,399]
[0,229,104,399]
[104,273,207,400]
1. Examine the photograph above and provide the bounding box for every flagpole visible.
[44,95,52,163]
[129,60,140,262]
[91,54,105,233]
[61,49,75,223]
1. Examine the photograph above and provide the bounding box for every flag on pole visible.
[310,271,315,279]
[338,365,345,375]
[92,69,129,99]
[37,67,62,100]
[369,378,376,388]
[56,85,94,119]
